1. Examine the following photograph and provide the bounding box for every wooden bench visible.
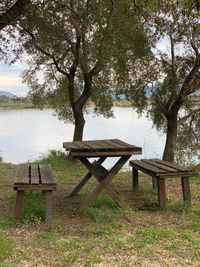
[129,159,193,208]
[14,164,56,223]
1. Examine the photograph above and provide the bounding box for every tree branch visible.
[169,31,176,78]
[188,0,200,15]
[195,0,200,10]
[88,2,115,78]
[25,29,69,76]
[178,108,200,124]
[53,0,83,25]
[0,0,31,30]
[191,39,199,57]
[69,35,80,77]
[179,57,200,97]
[132,0,148,23]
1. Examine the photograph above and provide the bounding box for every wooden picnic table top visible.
[63,139,142,157]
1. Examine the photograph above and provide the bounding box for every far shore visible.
[0,102,37,110]
[0,100,132,110]
[0,96,199,110]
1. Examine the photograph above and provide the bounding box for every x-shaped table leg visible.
[69,157,106,197]
[78,157,121,206]
[78,155,131,211]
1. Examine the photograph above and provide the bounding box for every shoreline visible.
[0,100,132,110]
[1,97,199,110]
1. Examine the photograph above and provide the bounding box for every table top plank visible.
[63,139,142,156]
[84,140,108,149]
[111,139,136,148]
[104,139,129,149]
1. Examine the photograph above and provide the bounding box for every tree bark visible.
[71,74,92,141]
[72,104,85,141]
[162,111,178,162]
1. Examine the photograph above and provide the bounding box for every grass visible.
[0,150,200,266]
[0,234,15,262]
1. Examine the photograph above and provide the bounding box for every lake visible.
[0,107,166,166]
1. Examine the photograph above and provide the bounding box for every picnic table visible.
[63,139,142,211]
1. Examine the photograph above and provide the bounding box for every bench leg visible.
[181,177,191,207]
[132,168,139,191]
[152,176,157,190]
[45,191,53,224]
[15,190,24,220]
[157,178,165,209]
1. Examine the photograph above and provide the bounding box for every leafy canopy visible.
[16,0,151,123]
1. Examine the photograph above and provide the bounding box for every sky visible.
[0,61,28,96]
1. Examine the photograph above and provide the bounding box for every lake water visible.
[0,107,166,167]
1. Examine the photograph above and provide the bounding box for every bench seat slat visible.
[39,164,56,185]
[31,164,40,185]
[15,164,29,184]
[142,159,178,173]
[152,159,192,172]
[130,160,166,174]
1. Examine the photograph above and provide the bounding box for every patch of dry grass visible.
[0,154,200,266]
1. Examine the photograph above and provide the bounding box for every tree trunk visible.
[67,74,86,142]
[72,104,85,141]
[162,112,178,162]
[67,72,92,142]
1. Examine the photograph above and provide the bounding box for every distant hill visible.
[0,91,17,97]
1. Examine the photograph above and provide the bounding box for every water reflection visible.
[0,107,165,165]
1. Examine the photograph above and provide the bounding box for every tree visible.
[0,0,33,66]
[119,0,200,162]
[0,0,31,30]
[16,0,150,141]
[150,1,199,162]
[176,99,200,164]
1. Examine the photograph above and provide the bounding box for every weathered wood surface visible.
[14,164,29,184]
[69,157,106,197]
[15,190,24,220]
[71,151,142,157]
[31,164,40,185]
[15,185,56,191]
[152,159,191,171]
[78,157,121,205]
[63,139,142,157]
[65,139,142,211]
[14,164,56,188]
[130,160,166,175]
[39,164,56,185]
[130,158,193,208]
[14,164,56,223]
[157,178,166,209]
[45,190,53,224]
[78,155,131,211]
[181,177,191,206]
[130,158,193,178]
